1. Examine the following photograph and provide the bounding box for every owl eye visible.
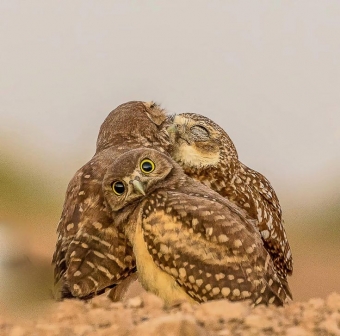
[111,181,126,195]
[190,125,209,139]
[140,159,155,174]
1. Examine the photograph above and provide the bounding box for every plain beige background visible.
[1,1,339,185]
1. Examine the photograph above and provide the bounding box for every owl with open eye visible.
[102,148,291,306]
[52,101,170,299]
[166,113,293,298]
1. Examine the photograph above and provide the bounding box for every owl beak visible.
[167,124,192,145]
[132,179,146,196]
[166,124,177,134]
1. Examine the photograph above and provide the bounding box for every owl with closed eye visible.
[52,101,171,299]
[102,148,291,306]
[167,113,293,298]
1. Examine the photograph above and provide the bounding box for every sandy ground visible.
[1,290,340,336]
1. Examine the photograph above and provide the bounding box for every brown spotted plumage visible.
[167,113,293,298]
[103,148,291,306]
[52,101,170,299]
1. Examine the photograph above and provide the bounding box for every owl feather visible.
[103,148,290,306]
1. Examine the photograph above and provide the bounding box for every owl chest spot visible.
[132,220,194,305]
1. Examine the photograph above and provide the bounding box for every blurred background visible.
[0,1,339,316]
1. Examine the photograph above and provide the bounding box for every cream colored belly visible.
[132,223,195,306]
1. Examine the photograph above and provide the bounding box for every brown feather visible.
[52,101,170,298]
[167,113,293,298]
[103,148,291,306]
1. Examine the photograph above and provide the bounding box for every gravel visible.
[1,292,339,336]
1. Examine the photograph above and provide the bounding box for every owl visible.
[167,113,293,297]
[52,101,171,299]
[102,148,291,306]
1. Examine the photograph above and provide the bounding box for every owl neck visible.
[183,154,240,185]
[112,201,142,240]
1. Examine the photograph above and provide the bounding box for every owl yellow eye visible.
[111,181,125,195]
[140,159,155,174]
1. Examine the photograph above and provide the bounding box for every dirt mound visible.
[1,292,340,336]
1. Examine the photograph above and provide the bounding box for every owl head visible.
[96,101,170,152]
[167,113,238,169]
[103,148,182,212]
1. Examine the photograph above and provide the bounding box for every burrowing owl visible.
[103,148,290,306]
[52,101,170,299]
[167,113,293,297]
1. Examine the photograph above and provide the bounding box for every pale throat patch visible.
[173,142,220,168]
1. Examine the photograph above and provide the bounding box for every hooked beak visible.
[166,124,177,134]
[132,179,146,196]
[167,124,192,145]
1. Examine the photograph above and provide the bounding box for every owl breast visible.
[132,210,195,306]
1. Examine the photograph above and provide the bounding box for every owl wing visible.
[53,150,135,299]
[243,166,293,280]
[140,190,289,306]
[249,169,281,214]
